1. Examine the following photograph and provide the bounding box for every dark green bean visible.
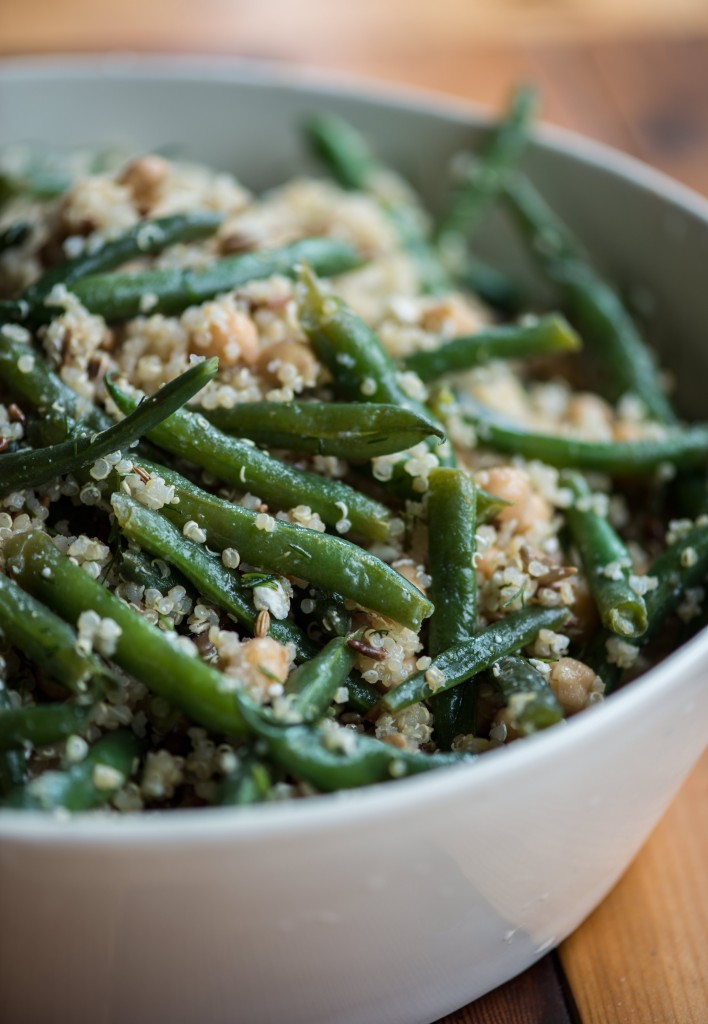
[0,703,89,749]
[305,112,450,294]
[435,85,537,260]
[0,357,217,496]
[134,458,433,631]
[108,380,393,542]
[462,397,708,474]
[116,546,190,595]
[4,729,141,811]
[5,530,249,735]
[384,605,569,712]
[111,492,313,660]
[504,174,677,424]
[46,238,361,322]
[0,221,32,253]
[200,400,443,459]
[563,471,647,638]
[240,699,467,792]
[491,656,564,735]
[427,468,478,748]
[458,256,525,313]
[285,634,356,723]
[23,212,223,307]
[0,572,110,696]
[402,314,580,382]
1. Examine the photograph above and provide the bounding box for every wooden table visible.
[2,5,707,1021]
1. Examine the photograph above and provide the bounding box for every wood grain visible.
[1,7,708,1022]
[560,750,708,1024]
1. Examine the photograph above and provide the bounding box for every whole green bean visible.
[285,634,356,723]
[491,655,564,735]
[0,572,110,695]
[200,400,443,459]
[4,729,141,811]
[563,471,647,638]
[108,384,393,543]
[427,468,479,748]
[0,358,217,496]
[111,493,314,660]
[135,458,433,631]
[52,238,361,322]
[505,174,677,424]
[436,85,537,259]
[240,700,467,792]
[23,212,223,308]
[462,397,708,474]
[402,314,581,382]
[459,256,524,313]
[0,221,31,253]
[5,530,249,735]
[384,605,569,712]
[297,264,453,475]
[0,703,89,749]
[305,112,450,294]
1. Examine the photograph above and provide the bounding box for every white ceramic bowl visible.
[1,57,707,1024]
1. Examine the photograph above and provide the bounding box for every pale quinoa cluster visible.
[0,148,687,813]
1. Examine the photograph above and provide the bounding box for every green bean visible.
[23,212,223,308]
[462,397,708,474]
[504,174,677,424]
[588,521,708,693]
[135,458,433,631]
[4,729,141,811]
[297,264,453,476]
[219,756,272,806]
[0,358,217,496]
[107,380,393,542]
[5,530,249,735]
[240,699,467,792]
[305,112,450,294]
[111,493,313,660]
[297,585,352,639]
[285,634,356,723]
[427,468,478,748]
[459,256,524,313]
[43,238,361,322]
[200,401,443,459]
[384,605,569,712]
[116,546,190,596]
[0,221,31,253]
[0,162,73,205]
[402,315,580,382]
[491,656,564,735]
[563,472,647,638]
[0,572,110,695]
[435,84,537,260]
[0,686,27,794]
[0,324,110,434]
[0,703,89,749]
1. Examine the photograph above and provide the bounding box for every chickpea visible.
[187,302,259,366]
[566,393,613,439]
[549,657,600,714]
[256,340,319,387]
[490,706,523,742]
[242,637,291,684]
[478,466,551,533]
[118,155,170,214]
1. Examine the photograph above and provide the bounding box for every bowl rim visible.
[1,53,707,845]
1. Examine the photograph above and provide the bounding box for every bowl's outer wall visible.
[0,61,707,1024]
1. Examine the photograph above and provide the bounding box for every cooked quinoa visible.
[0,107,706,815]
